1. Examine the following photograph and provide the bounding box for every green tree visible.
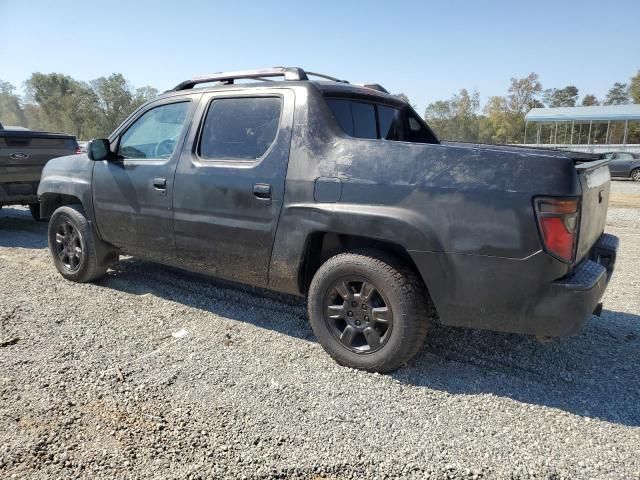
[604,82,630,105]
[25,73,81,132]
[424,99,454,139]
[482,96,510,143]
[90,75,159,136]
[581,94,599,106]
[630,70,640,103]
[91,74,135,135]
[507,73,542,114]
[424,89,480,142]
[133,86,159,110]
[543,85,579,107]
[0,80,27,126]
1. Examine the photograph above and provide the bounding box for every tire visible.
[48,205,108,283]
[29,203,43,221]
[307,250,431,373]
[631,168,640,182]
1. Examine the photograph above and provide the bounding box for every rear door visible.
[608,153,625,176]
[610,152,635,176]
[92,96,199,258]
[173,88,294,286]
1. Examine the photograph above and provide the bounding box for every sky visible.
[1,0,639,113]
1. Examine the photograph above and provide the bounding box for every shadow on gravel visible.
[99,258,640,427]
[100,258,311,340]
[0,207,48,249]
[394,310,640,427]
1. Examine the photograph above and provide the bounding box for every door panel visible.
[92,97,199,259]
[610,153,636,176]
[173,89,294,286]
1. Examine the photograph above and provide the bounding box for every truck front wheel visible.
[307,251,430,373]
[47,205,108,283]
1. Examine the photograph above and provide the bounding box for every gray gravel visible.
[0,181,639,479]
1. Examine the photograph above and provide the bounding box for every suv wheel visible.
[48,205,108,283]
[631,168,640,182]
[308,251,430,372]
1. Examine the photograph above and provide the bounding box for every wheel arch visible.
[39,192,85,220]
[298,231,426,296]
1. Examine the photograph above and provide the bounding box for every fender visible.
[37,154,96,222]
[268,201,444,295]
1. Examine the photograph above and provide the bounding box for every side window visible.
[198,97,282,161]
[118,102,189,159]
[326,98,438,144]
[326,99,376,139]
[378,105,405,141]
[406,112,439,143]
[326,99,353,136]
[618,153,633,160]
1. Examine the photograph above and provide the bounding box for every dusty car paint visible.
[38,78,618,337]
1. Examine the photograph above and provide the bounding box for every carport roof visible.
[525,104,640,122]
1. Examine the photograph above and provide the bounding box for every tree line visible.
[0,73,158,140]
[1,70,639,144]
[420,69,640,144]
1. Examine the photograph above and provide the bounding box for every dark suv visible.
[38,67,618,372]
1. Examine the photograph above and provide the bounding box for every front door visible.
[173,89,294,286]
[92,97,198,259]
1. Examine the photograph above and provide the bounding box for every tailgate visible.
[575,159,610,262]
[0,133,77,183]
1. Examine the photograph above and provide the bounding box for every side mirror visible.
[87,139,111,161]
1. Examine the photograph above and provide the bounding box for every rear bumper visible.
[0,182,39,206]
[528,233,618,336]
[410,233,619,337]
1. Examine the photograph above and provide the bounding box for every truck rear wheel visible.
[48,205,108,283]
[307,251,430,373]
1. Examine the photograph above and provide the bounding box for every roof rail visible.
[173,67,308,90]
[305,71,349,83]
[172,66,358,91]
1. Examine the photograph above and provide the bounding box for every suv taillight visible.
[534,197,580,263]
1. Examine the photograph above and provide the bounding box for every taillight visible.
[534,197,580,262]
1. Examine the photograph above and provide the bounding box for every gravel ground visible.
[0,181,639,479]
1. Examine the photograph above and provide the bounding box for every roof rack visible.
[172,67,352,91]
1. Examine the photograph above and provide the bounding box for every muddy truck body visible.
[37,68,618,372]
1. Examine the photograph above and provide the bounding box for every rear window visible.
[326,98,438,144]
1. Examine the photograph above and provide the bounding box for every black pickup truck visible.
[37,67,618,372]
[0,122,79,219]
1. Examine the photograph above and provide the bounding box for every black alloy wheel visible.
[54,220,84,272]
[324,277,393,354]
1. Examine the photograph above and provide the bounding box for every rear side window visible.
[326,99,376,139]
[378,105,405,141]
[351,102,377,139]
[326,98,438,144]
[199,97,282,161]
